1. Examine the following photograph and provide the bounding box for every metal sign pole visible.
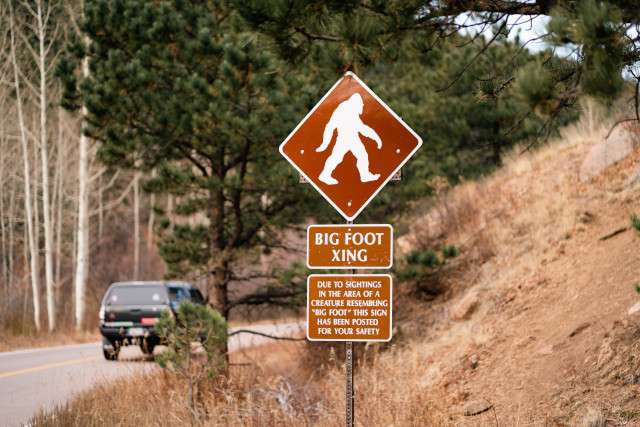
[346,219,355,427]
[346,340,354,427]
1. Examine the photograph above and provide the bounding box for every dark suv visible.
[99,281,205,360]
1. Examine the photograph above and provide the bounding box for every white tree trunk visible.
[8,182,16,292]
[133,172,140,280]
[0,145,7,301]
[32,119,40,276]
[74,52,90,331]
[10,5,41,331]
[147,170,156,250]
[35,0,55,331]
[98,175,104,239]
[54,110,64,303]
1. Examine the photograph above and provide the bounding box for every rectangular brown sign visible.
[307,274,392,342]
[307,224,393,269]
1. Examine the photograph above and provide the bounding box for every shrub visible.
[405,250,420,265]
[419,249,440,268]
[442,244,459,259]
[406,249,440,268]
[155,301,227,423]
[397,245,461,296]
[396,264,420,282]
[398,250,439,282]
[632,214,640,233]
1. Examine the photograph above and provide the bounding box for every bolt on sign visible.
[307,274,392,342]
[307,224,393,269]
[279,72,422,221]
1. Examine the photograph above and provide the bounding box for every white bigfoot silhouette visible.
[316,93,382,185]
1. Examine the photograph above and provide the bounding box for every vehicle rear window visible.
[106,285,167,305]
[190,289,205,304]
[167,286,204,308]
[168,287,189,303]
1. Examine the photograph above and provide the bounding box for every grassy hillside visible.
[33,105,640,426]
[389,103,640,425]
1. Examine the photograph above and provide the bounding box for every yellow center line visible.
[0,356,99,380]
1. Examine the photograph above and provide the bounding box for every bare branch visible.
[89,177,136,216]
[437,19,508,93]
[228,329,305,341]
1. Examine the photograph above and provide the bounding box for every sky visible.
[456,13,553,53]
[455,12,582,60]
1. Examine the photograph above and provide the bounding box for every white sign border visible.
[279,71,423,221]
[306,224,394,269]
[306,273,393,342]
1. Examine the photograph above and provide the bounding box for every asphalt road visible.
[0,321,304,427]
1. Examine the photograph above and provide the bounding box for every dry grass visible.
[31,341,453,427]
[0,330,99,352]
[404,99,610,262]
[31,102,640,426]
[31,342,307,427]
[31,367,317,427]
[393,100,640,425]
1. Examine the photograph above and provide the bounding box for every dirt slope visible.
[396,109,640,426]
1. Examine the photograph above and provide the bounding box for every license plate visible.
[127,327,145,337]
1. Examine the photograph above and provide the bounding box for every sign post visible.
[346,339,354,427]
[280,72,422,427]
[347,224,354,427]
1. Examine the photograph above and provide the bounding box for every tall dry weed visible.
[31,342,457,427]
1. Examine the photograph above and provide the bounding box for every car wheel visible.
[102,337,120,361]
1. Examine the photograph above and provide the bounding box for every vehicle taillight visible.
[141,317,158,325]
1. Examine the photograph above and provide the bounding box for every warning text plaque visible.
[307,274,392,342]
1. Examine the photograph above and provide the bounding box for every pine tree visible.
[235,1,638,121]
[60,0,333,349]
[347,33,576,221]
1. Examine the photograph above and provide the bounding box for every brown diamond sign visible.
[280,72,422,220]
